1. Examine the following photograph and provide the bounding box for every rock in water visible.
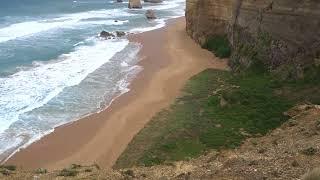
[145,10,156,19]
[128,0,142,9]
[99,31,115,39]
[116,31,126,37]
[144,0,163,3]
[116,0,123,2]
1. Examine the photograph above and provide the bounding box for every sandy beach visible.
[6,17,228,170]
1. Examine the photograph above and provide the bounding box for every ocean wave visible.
[79,19,129,26]
[0,9,133,43]
[130,19,166,33]
[0,38,129,135]
[147,0,184,10]
[0,41,142,163]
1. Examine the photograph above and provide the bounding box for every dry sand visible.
[6,17,228,170]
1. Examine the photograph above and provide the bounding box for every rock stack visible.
[128,0,142,9]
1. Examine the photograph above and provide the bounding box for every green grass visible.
[202,35,231,58]
[114,69,320,169]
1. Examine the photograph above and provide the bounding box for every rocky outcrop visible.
[145,10,157,19]
[99,31,126,39]
[99,31,115,39]
[116,31,126,37]
[186,0,320,79]
[128,0,142,9]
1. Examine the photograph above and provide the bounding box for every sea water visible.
[0,0,185,162]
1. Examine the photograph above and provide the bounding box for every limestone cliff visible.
[186,0,233,45]
[186,0,320,79]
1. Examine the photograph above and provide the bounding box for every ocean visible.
[0,0,185,162]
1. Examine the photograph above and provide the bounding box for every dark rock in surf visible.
[99,31,115,39]
[145,10,157,19]
[116,31,126,37]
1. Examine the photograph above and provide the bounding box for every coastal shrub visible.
[0,165,16,171]
[302,147,317,156]
[93,163,100,170]
[0,169,10,176]
[203,35,231,58]
[58,168,78,177]
[0,165,16,176]
[123,169,134,177]
[84,168,93,173]
[70,164,81,169]
[34,168,47,174]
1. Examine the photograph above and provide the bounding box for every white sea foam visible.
[148,0,182,10]
[0,38,129,135]
[0,41,142,163]
[129,0,185,33]
[130,19,166,33]
[80,20,129,26]
[121,62,129,67]
[0,9,133,43]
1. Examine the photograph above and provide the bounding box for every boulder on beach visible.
[144,0,163,3]
[99,31,115,39]
[128,0,142,9]
[145,10,157,19]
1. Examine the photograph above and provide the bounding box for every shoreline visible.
[6,17,228,170]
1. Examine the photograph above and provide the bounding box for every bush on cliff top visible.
[203,35,231,58]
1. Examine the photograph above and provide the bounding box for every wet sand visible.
[6,17,228,170]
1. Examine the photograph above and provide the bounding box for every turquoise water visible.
[0,0,185,162]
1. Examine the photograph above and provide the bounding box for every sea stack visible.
[128,0,142,9]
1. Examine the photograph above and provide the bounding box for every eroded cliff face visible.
[186,0,233,45]
[186,0,320,79]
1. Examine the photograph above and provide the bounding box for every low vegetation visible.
[115,67,320,168]
[0,165,16,176]
[0,165,16,171]
[202,35,231,58]
[58,168,78,177]
[34,168,47,174]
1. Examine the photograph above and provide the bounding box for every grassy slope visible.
[114,68,320,169]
